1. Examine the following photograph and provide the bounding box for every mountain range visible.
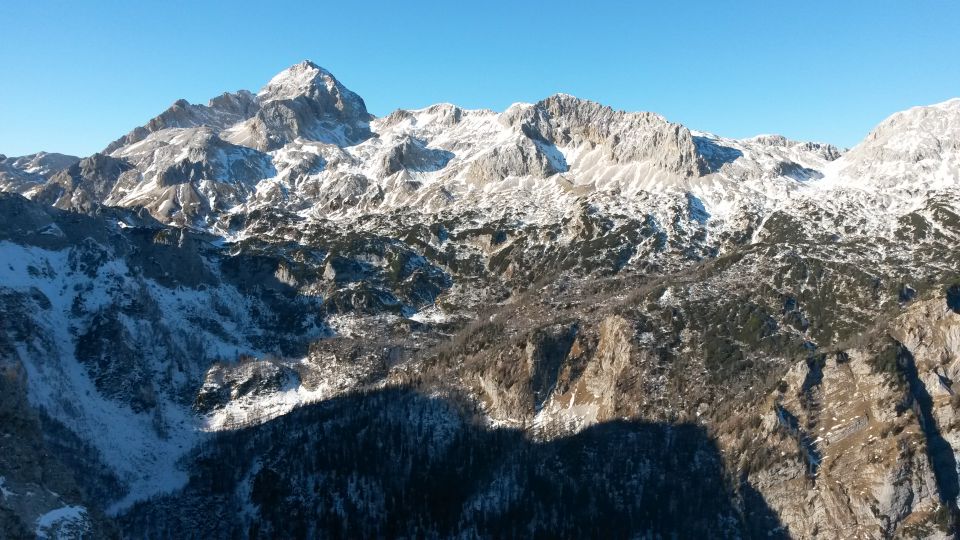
[1,61,959,538]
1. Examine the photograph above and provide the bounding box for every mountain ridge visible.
[8,61,956,239]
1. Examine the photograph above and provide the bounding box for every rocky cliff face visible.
[1,62,959,538]
[0,152,80,194]
[727,297,960,539]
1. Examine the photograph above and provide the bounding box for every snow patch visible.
[35,505,89,539]
[0,476,15,498]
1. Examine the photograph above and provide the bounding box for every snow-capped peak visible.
[859,97,960,149]
[257,60,341,102]
[832,96,960,190]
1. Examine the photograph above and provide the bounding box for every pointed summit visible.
[258,61,353,104]
[258,61,327,99]
[225,61,372,150]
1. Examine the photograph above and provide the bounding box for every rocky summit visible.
[1,62,960,539]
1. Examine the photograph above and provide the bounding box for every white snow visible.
[409,306,451,324]
[0,476,15,498]
[202,367,330,431]
[0,242,201,513]
[35,505,89,539]
[258,61,332,101]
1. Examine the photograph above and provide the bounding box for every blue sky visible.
[1,0,958,157]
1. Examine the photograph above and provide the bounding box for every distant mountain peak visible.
[836,96,960,187]
[257,60,340,102]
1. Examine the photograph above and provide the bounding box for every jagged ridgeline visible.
[1,61,960,538]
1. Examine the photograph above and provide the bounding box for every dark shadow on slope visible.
[533,139,570,173]
[936,368,955,396]
[529,324,578,411]
[120,387,786,539]
[686,192,711,224]
[381,137,455,176]
[799,355,825,430]
[948,284,960,314]
[740,475,790,539]
[800,355,824,396]
[774,403,822,477]
[772,160,823,182]
[897,344,960,530]
[694,136,744,173]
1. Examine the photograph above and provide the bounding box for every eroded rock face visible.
[107,128,275,222]
[470,323,579,422]
[537,94,707,175]
[707,295,960,538]
[377,136,453,177]
[465,315,669,434]
[465,137,566,183]
[104,90,260,154]
[35,153,133,212]
[532,316,639,433]
[738,349,940,538]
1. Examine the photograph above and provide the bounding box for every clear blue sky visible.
[2,0,958,157]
